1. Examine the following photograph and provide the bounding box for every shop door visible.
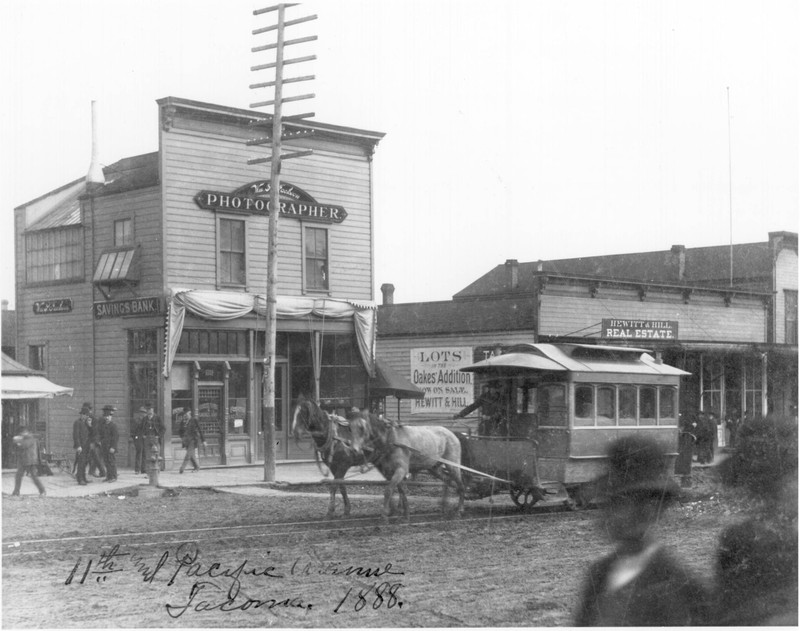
[256,363,305,460]
[198,385,224,464]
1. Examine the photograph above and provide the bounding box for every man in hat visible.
[574,435,711,626]
[98,405,119,482]
[72,403,93,485]
[11,426,46,497]
[140,402,164,475]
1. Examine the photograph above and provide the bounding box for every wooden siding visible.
[539,286,766,342]
[376,331,534,424]
[774,248,798,343]
[160,124,374,300]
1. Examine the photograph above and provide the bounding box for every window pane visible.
[659,387,676,423]
[574,385,593,426]
[619,386,637,426]
[640,387,656,425]
[538,384,567,426]
[219,219,245,285]
[597,386,615,426]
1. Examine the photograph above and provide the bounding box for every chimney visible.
[505,259,519,291]
[670,245,686,281]
[86,101,105,190]
[380,283,395,305]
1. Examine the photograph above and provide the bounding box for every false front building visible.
[13,97,384,468]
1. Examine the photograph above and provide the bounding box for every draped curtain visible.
[162,289,376,379]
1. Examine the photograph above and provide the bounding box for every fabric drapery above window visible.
[162,289,376,379]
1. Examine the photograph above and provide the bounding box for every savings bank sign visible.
[194,180,347,224]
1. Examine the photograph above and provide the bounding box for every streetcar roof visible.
[461,343,690,376]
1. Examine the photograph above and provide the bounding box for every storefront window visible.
[743,358,763,420]
[129,329,159,355]
[178,330,247,356]
[702,356,723,415]
[129,361,158,420]
[319,334,366,410]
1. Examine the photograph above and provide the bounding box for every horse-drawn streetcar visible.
[455,343,689,508]
[292,343,688,520]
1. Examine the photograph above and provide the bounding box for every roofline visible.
[157,96,385,144]
[14,176,84,212]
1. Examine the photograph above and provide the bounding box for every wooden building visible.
[12,97,384,468]
[377,233,798,435]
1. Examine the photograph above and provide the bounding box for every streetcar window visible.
[596,386,615,426]
[574,385,594,426]
[659,387,677,424]
[538,384,567,426]
[619,386,637,426]
[640,386,657,425]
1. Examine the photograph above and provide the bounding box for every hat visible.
[80,403,93,415]
[138,406,148,413]
[144,401,154,409]
[601,435,679,500]
[103,405,117,413]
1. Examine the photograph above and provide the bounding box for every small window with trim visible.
[218,217,246,288]
[114,218,133,247]
[304,226,329,292]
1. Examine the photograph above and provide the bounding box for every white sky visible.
[1,0,797,309]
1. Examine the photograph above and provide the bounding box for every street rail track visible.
[3,501,582,558]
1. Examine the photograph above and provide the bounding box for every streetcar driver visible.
[453,380,506,436]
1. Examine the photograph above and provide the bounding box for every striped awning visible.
[93,246,140,284]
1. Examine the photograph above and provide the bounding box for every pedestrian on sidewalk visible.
[98,405,119,482]
[11,426,46,497]
[73,403,93,485]
[131,406,146,474]
[178,409,206,473]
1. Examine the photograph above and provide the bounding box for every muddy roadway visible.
[2,475,733,628]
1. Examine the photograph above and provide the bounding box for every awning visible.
[93,246,140,284]
[369,360,425,399]
[2,375,74,399]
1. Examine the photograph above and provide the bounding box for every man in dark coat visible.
[574,436,711,626]
[178,409,206,473]
[98,405,119,482]
[11,426,46,496]
[72,403,93,485]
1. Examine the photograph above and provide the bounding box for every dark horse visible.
[291,397,370,518]
[353,411,465,522]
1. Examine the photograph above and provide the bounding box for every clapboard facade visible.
[377,233,798,434]
[12,97,384,468]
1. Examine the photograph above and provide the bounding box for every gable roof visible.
[455,239,784,298]
[378,296,538,337]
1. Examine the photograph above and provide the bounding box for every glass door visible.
[198,385,224,465]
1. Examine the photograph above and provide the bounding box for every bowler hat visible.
[80,403,93,415]
[144,401,154,409]
[138,406,148,413]
[103,405,117,413]
[601,435,679,500]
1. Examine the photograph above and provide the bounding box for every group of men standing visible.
[72,401,164,485]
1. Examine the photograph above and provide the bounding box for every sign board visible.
[195,180,347,224]
[409,347,474,415]
[94,297,161,319]
[33,298,73,315]
[601,319,678,340]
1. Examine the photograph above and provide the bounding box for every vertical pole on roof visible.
[727,86,734,287]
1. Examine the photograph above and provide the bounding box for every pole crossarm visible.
[250,93,315,109]
[251,55,316,72]
[252,35,317,53]
[253,3,299,15]
[252,14,317,35]
[250,74,314,90]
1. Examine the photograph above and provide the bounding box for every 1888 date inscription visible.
[63,543,406,619]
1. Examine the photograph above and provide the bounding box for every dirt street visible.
[2,473,739,628]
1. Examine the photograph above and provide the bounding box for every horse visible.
[354,411,465,522]
[291,397,371,518]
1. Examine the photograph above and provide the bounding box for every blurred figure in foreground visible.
[10,426,46,497]
[574,436,711,626]
[715,414,798,625]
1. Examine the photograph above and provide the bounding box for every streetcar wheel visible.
[509,486,541,510]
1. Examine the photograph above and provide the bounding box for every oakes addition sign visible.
[94,297,161,319]
[194,180,347,224]
[601,319,678,340]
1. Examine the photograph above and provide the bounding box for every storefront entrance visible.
[255,362,307,460]
[197,384,224,464]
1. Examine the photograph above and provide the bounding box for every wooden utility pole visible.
[250,3,316,481]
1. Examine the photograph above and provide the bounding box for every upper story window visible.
[114,219,133,246]
[28,345,46,371]
[218,218,246,287]
[25,227,83,284]
[786,289,798,345]
[304,226,329,292]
